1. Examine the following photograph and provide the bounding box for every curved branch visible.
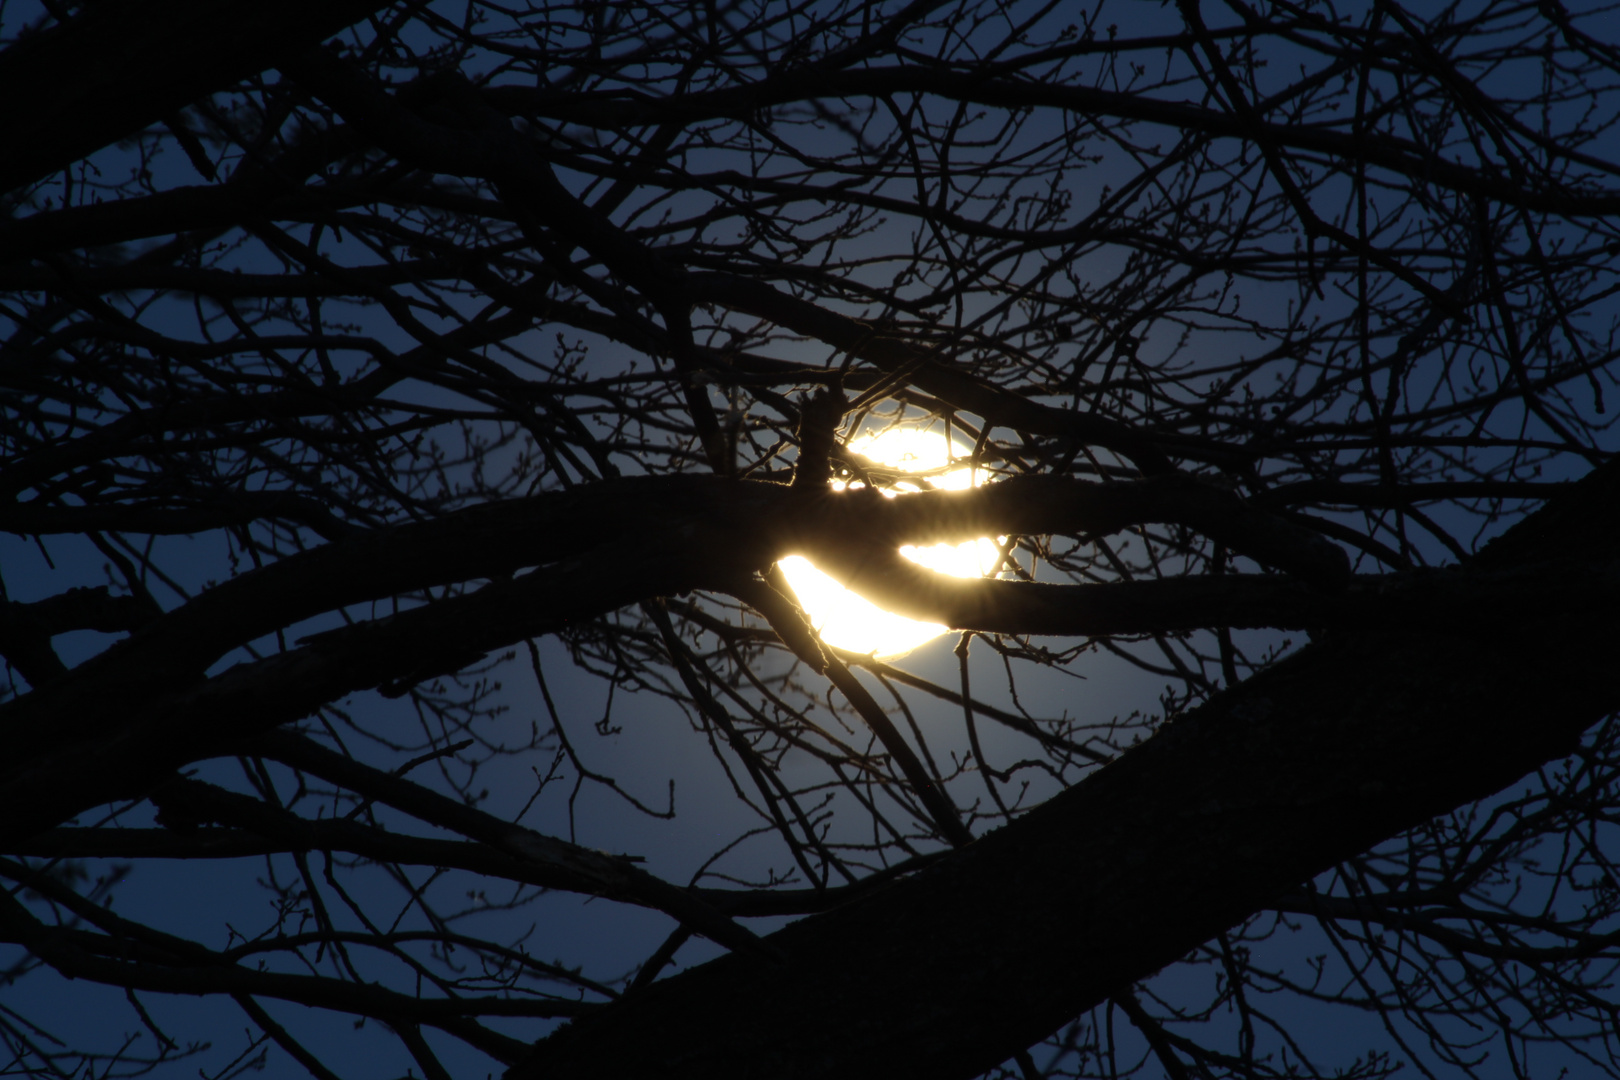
[491,65,1620,216]
[0,0,393,194]
[506,464,1620,1080]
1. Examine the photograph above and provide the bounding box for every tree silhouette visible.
[3,2,1619,1078]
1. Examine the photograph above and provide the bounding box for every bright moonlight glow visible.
[777,428,1002,659]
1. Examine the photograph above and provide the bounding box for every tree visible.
[3,1,1619,1077]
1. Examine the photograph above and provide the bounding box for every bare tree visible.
[3,1,1619,1078]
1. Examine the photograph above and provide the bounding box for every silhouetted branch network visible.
[2,2,1619,1079]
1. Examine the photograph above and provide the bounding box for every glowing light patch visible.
[777,428,1002,659]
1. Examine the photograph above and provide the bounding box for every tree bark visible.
[506,462,1620,1079]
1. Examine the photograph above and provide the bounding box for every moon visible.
[777,427,1001,659]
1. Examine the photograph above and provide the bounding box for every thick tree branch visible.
[3,469,1579,847]
[0,531,749,846]
[0,0,394,194]
[0,585,153,686]
[507,463,1620,1080]
[0,473,1325,747]
[804,550,1620,637]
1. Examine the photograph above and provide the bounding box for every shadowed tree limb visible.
[3,469,1608,847]
[0,471,1335,754]
[0,0,395,194]
[506,461,1620,1079]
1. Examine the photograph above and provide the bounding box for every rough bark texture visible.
[508,463,1620,1079]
